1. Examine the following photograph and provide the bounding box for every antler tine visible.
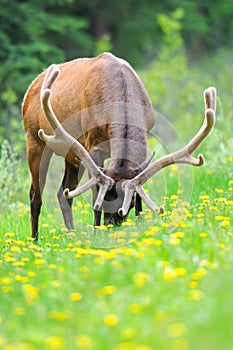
[204,86,216,112]
[119,86,216,216]
[38,64,113,208]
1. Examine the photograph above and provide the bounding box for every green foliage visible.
[1,145,233,349]
[140,9,232,146]
[0,140,28,211]
[0,0,232,147]
[95,34,113,56]
[0,0,93,148]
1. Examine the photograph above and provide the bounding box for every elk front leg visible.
[135,193,142,217]
[57,161,84,230]
[93,186,102,226]
[89,147,107,226]
[30,184,42,241]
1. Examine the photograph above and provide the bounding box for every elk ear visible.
[134,151,155,176]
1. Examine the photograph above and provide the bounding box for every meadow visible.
[0,43,233,349]
[1,127,233,350]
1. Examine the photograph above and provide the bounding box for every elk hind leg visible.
[29,145,52,240]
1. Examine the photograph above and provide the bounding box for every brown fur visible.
[22,52,155,238]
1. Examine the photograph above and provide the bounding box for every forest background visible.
[1,2,233,349]
[0,0,232,153]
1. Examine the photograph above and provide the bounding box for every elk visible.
[22,52,216,240]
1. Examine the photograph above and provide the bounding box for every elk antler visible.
[38,64,114,210]
[119,87,216,217]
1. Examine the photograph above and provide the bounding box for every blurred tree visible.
[0,0,232,150]
[0,0,93,150]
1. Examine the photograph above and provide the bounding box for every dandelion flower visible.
[103,314,119,327]
[69,292,83,301]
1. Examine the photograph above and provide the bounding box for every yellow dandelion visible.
[221,220,230,227]
[115,344,152,350]
[94,225,108,230]
[163,268,176,281]
[154,239,163,246]
[199,195,209,200]
[45,336,65,350]
[202,199,210,204]
[170,165,178,173]
[145,226,159,236]
[0,277,12,285]
[28,271,37,277]
[14,275,29,283]
[192,268,207,280]
[2,286,14,293]
[23,284,39,302]
[174,231,184,238]
[103,314,119,327]
[34,252,43,258]
[215,215,224,221]
[133,272,148,288]
[218,243,225,248]
[169,237,180,245]
[215,188,224,194]
[49,264,57,269]
[199,232,208,238]
[4,232,15,238]
[121,221,134,227]
[34,259,46,266]
[171,195,178,200]
[42,223,49,229]
[175,267,186,276]
[69,292,82,301]
[11,246,21,253]
[210,206,217,211]
[102,285,117,295]
[189,281,198,289]
[53,235,60,240]
[215,197,227,203]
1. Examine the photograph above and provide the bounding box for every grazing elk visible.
[22,52,216,240]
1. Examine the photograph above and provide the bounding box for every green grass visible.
[1,152,233,350]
